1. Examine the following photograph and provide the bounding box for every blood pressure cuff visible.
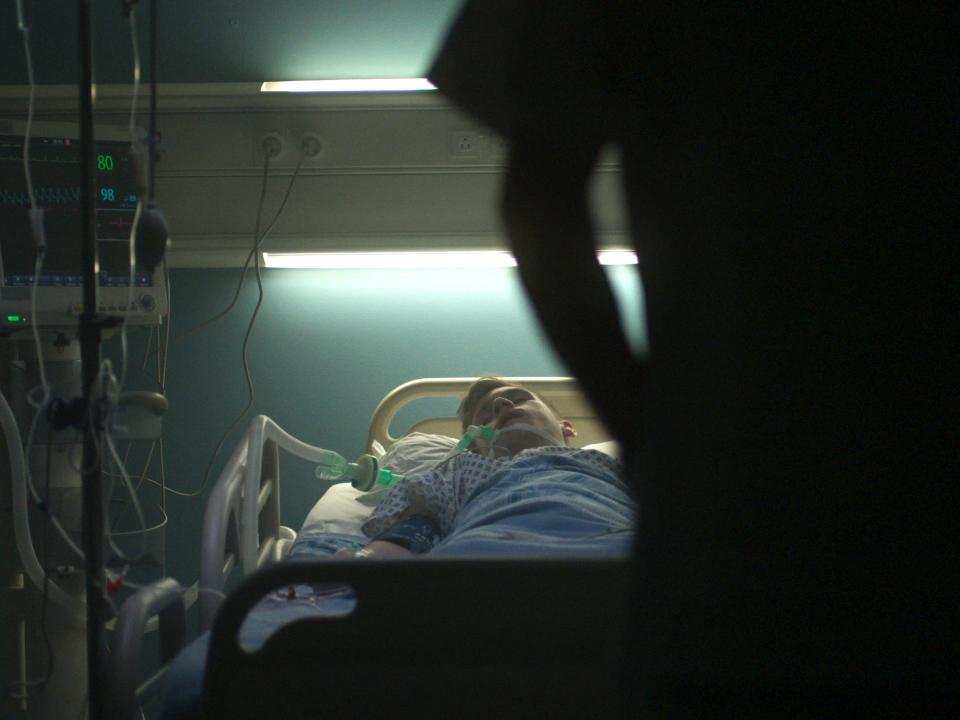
[370,514,441,554]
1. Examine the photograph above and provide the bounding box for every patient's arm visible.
[338,496,441,558]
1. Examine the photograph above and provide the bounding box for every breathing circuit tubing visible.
[314,425,497,491]
[316,422,567,491]
[314,449,397,492]
[1,389,84,616]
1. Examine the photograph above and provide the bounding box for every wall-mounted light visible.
[262,250,638,269]
[260,79,436,93]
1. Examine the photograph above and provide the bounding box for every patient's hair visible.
[457,376,512,431]
[457,376,560,431]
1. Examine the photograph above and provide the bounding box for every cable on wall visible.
[177,147,307,498]
[171,151,306,345]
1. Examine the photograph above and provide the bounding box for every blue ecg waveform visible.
[0,186,82,206]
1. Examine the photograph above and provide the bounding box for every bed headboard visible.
[366,377,611,452]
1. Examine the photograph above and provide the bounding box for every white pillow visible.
[582,440,620,460]
[378,432,459,474]
[300,482,373,535]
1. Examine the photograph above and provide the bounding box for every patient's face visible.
[470,385,567,456]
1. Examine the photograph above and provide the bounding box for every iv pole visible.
[74,3,165,716]
[77,1,107,717]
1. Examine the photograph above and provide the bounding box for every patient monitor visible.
[0,119,168,331]
[0,119,169,718]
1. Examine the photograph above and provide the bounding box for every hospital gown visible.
[363,446,635,556]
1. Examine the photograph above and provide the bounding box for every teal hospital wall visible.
[105,264,644,605]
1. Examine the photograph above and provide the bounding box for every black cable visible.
[171,154,305,344]
[77,0,106,714]
[165,149,304,497]
[193,153,273,497]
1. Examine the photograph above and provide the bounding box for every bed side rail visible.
[205,558,630,719]
[199,415,332,631]
[105,578,186,720]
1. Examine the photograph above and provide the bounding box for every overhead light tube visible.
[262,250,638,269]
[263,251,515,269]
[260,79,436,93]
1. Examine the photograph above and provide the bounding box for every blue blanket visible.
[434,450,634,556]
[161,452,634,719]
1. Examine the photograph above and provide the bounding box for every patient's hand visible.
[399,493,430,520]
[334,540,412,559]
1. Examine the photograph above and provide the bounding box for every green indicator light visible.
[7,315,21,322]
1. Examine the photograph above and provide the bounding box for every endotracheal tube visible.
[460,422,564,459]
[457,424,498,450]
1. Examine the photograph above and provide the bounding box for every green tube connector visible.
[316,450,401,492]
[457,424,498,450]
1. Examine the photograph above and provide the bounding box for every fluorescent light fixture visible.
[597,250,639,266]
[260,79,437,93]
[263,251,516,269]
[262,250,638,269]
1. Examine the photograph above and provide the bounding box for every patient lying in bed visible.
[161,378,633,720]
[340,376,634,559]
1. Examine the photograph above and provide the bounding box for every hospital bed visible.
[108,377,633,719]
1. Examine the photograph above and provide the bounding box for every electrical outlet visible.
[451,130,482,158]
[260,133,283,159]
[300,133,323,159]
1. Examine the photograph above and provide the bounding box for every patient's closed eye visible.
[475,389,534,425]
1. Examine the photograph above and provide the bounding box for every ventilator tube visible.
[315,449,401,492]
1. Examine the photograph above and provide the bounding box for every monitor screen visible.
[0,130,147,285]
[0,120,166,329]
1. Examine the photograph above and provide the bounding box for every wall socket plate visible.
[450,130,482,158]
[300,133,323,159]
[260,132,284,160]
